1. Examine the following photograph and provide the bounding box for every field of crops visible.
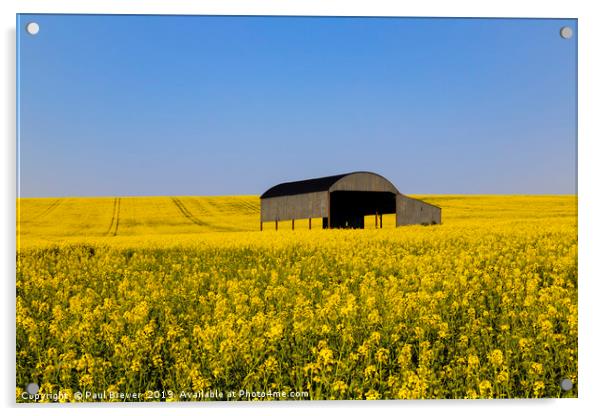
[16,195,577,401]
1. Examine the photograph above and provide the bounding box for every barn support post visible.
[328,192,331,229]
[275,219,278,231]
[375,212,378,228]
[309,218,312,230]
[292,219,295,230]
[379,213,383,229]
[260,220,263,231]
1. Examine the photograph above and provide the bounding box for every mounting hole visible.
[26,382,39,394]
[560,378,573,391]
[560,26,573,39]
[26,22,40,35]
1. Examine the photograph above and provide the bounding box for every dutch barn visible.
[259,171,441,230]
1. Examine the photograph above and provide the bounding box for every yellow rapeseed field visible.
[16,195,577,401]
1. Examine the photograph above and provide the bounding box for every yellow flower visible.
[488,349,504,367]
[519,338,531,353]
[364,365,377,378]
[130,359,141,372]
[530,362,543,375]
[365,389,381,400]
[468,354,480,368]
[79,374,94,387]
[465,389,478,399]
[479,380,493,398]
[397,344,413,369]
[532,381,546,397]
[369,331,381,344]
[152,354,163,367]
[318,345,334,366]
[495,369,509,384]
[332,380,347,393]
[266,322,284,341]
[375,348,389,363]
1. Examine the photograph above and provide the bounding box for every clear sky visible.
[17,15,577,197]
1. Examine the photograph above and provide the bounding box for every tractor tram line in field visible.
[171,197,240,232]
[238,199,260,213]
[29,199,63,221]
[105,197,121,236]
[113,198,121,236]
[171,197,210,227]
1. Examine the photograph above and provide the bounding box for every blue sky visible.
[17,15,577,197]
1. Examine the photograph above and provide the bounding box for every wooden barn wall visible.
[329,172,399,194]
[261,191,328,221]
[396,194,442,226]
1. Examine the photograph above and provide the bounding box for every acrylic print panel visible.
[16,14,577,402]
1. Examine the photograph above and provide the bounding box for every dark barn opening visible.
[327,191,396,229]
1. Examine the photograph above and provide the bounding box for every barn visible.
[259,171,441,230]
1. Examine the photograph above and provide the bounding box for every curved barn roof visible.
[260,171,400,199]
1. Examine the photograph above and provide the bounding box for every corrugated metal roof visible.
[260,173,352,199]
